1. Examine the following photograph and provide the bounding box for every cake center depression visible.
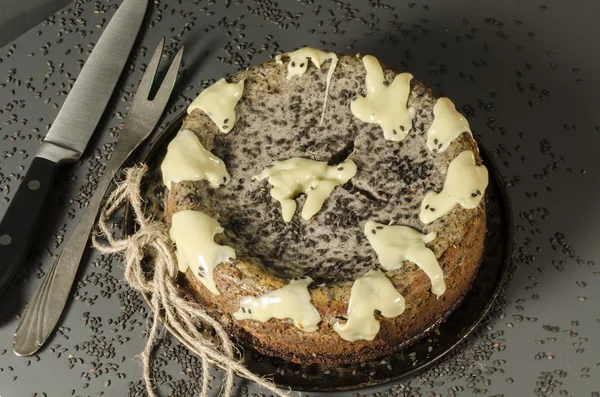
[166,49,485,285]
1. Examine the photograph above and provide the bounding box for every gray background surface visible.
[0,0,599,396]
[0,0,71,47]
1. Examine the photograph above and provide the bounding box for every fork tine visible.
[133,38,165,103]
[151,45,184,109]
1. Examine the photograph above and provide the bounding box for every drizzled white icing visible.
[420,150,488,224]
[160,129,230,189]
[169,210,236,295]
[233,277,322,332]
[333,270,405,342]
[254,158,357,222]
[350,55,416,141]
[275,47,338,125]
[426,97,472,153]
[187,78,245,133]
[364,221,446,297]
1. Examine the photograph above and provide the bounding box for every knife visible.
[0,0,148,294]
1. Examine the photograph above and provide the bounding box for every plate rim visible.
[124,111,514,393]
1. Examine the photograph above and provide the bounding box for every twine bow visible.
[92,164,289,397]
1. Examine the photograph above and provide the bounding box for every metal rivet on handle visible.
[0,234,11,246]
[28,180,41,191]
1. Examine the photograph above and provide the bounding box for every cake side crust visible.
[181,203,485,364]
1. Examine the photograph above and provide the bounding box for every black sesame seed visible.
[291,61,296,67]
[223,118,229,124]
[337,167,344,171]
[376,226,384,229]
[430,207,435,211]
[371,229,376,234]
[248,309,252,314]
[241,307,246,313]
[476,189,481,194]
[299,63,305,67]
[425,204,430,209]
[434,138,438,144]
[223,124,229,129]
[400,125,405,131]
[438,143,442,149]
[471,193,477,197]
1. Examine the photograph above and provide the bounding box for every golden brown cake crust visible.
[165,53,487,364]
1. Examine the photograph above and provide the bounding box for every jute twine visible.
[91,164,289,397]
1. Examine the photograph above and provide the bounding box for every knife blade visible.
[0,0,148,295]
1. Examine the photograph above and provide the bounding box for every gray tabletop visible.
[1,0,599,396]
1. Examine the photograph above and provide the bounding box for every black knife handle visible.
[0,157,58,293]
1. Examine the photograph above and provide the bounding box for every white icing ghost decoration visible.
[254,158,357,222]
[276,47,338,80]
[170,210,236,295]
[364,221,445,297]
[420,150,488,224]
[426,97,472,153]
[187,78,245,133]
[275,47,339,126]
[233,277,322,332]
[161,128,230,189]
[350,55,416,141]
[333,270,405,342]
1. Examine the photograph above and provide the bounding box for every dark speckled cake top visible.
[169,53,481,283]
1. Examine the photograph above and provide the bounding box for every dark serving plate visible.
[125,111,513,392]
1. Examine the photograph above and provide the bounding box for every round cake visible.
[160,48,488,365]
